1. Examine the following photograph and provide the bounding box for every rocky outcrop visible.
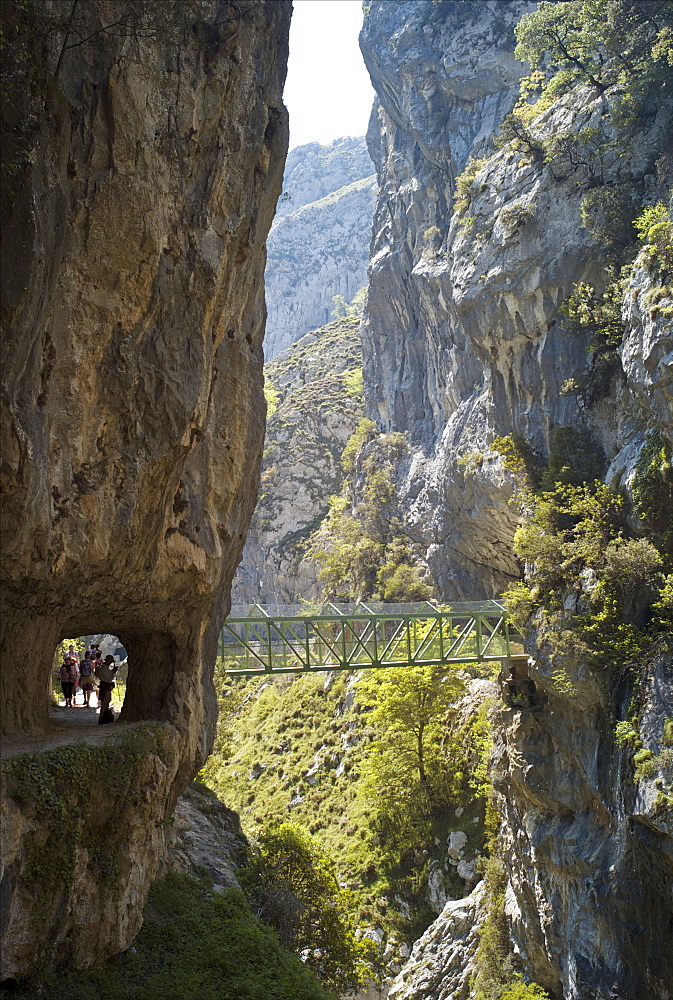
[232,316,364,604]
[264,137,376,359]
[360,0,671,600]
[0,0,289,976]
[166,783,247,890]
[275,135,374,219]
[495,639,673,1000]
[388,881,487,1000]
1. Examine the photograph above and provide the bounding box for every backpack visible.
[80,660,92,676]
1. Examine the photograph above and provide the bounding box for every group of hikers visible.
[58,643,120,724]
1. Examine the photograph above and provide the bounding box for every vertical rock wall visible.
[0,0,290,975]
[359,1,672,997]
[359,0,671,600]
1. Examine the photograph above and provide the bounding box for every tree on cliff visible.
[514,0,673,95]
[356,663,464,866]
[242,822,372,993]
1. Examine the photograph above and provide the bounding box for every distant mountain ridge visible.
[264,136,377,360]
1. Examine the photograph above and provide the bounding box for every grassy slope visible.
[204,667,492,947]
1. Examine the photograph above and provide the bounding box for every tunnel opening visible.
[52,634,129,721]
[42,626,178,735]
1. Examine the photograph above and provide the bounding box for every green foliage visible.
[358,665,463,790]
[541,425,606,490]
[264,380,280,419]
[203,660,493,954]
[510,71,554,125]
[632,430,673,561]
[313,427,429,604]
[514,0,673,96]
[454,157,488,216]
[499,200,536,232]
[501,979,552,1000]
[242,823,370,992]
[663,718,673,747]
[13,871,336,1000]
[332,286,368,321]
[378,562,433,602]
[492,434,542,490]
[614,719,639,748]
[503,477,670,667]
[559,278,625,406]
[546,126,613,182]
[341,417,377,474]
[313,494,384,601]
[634,201,673,271]
[580,184,641,262]
[494,114,546,165]
[471,857,552,1000]
[342,366,364,398]
[511,482,623,588]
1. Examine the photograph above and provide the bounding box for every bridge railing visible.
[218,600,524,675]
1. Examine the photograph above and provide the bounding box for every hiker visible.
[99,705,115,725]
[97,655,119,719]
[59,657,80,708]
[79,654,96,707]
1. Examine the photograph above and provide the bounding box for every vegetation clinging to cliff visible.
[13,870,337,1000]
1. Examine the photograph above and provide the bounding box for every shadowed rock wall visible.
[0,0,290,976]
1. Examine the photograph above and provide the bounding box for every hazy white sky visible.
[284,0,376,151]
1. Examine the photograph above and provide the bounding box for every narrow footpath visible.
[1,698,142,761]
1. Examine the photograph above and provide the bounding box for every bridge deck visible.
[219,600,525,675]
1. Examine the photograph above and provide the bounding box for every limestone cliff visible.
[360,0,671,599]
[232,316,364,604]
[359,0,672,997]
[264,136,376,359]
[0,0,289,976]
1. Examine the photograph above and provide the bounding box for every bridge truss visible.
[219,600,525,675]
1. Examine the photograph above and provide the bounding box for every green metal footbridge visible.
[219,600,526,675]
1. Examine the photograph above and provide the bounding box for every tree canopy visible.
[515,0,673,94]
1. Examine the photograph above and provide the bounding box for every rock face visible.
[166,783,247,890]
[264,136,376,359]
[360,0,672,600]
[495,639,673,1000]
[275,135,375,220]
[232,316,364,604]
[0,0,290,976]
[387,881,487,1000]
[359,1,673,997]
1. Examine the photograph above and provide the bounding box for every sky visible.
[284,0,376,151]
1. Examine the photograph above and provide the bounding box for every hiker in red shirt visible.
[59,657,80,708]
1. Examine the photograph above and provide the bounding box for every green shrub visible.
[492,434,543,490]
[499,201,536,232]
[580,185,641,263]
[341,417,377,474]
[631,430,673,561]
[634,202,673,270]
[241,823,371,993]
[494,114,545,164]
[559,279,625,406]
[13,871,335,1000]
[541,425,606,490]
[454,157,489,216]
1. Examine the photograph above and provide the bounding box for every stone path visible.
[0,695,138,761]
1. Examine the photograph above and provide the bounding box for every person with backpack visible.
[79,654,95,707]
[97,655,119,720]
[59,657,80,708]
